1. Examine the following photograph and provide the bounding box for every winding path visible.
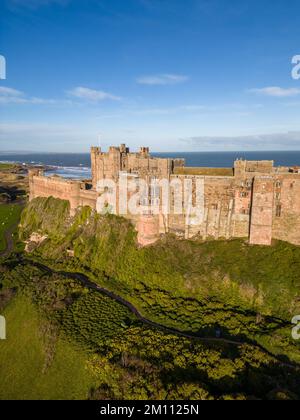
[0,201,24,258]
[21,257,300,371]
[0,200,298,370]
[27,258,243,345]
[0,222,19,258]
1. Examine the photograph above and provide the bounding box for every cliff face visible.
[20,197,138,279]
[20,197,300,324]
[20,196,71,241]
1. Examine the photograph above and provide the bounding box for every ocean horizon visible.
[1,150,300,179]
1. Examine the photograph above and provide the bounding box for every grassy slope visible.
[0,163,14,170]
[2,264,300,400]
[20,198,300,317]
[0,295,96,400]
[0,204,23,252]
[19,198,300,362]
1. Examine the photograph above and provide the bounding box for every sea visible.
[1,151,300,179]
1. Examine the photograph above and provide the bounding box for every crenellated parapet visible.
[28,147,300,247]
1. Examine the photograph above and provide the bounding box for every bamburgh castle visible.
[29,145,300,247]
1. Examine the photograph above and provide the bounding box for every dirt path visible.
[0,199,297,370]
[0,222,19,258]
[21,257,300,371]
[30,259,244,345]
[0,201,25,258]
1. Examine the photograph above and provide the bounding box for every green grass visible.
[0,163,14,170]
[174,167,234,176]
[0,204,23,252]
[59,292,136,349]
[23,199,300,320]
[1,262,300,400]
[19,197,300,364]
[0,295,97,400]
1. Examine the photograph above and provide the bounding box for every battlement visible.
[91,144,181,187]
[28,145,300,247]
[234,159,274,177]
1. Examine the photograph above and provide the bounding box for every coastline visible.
[1,150,300,180]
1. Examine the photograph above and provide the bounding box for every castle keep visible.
[29,145,300,247]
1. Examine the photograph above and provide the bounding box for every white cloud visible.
[180,131,300,151]
[127,102,261,116]
[137,74,189,86]
[68,87,122,102]
[0,86,69,105]
[249,86,300,97]
[0,122,95,151]
[0,87,29,104]
[0,85,121,105]
[0,86,23,97]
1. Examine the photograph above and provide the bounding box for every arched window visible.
[276,205,282,217]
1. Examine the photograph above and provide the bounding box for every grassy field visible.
[19,198,300,363]
[0,204,23,252]
[174,167,234,176]
[1,262,300,400]
[21,199,300,321]
[0,295,97,400]
[0,163,14,170]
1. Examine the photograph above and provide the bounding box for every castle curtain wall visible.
[28,147,300,247]
[272,176,300,245]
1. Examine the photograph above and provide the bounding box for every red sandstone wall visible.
[91,146,174,188]
[249,177,274,246]
[31,176,99,214]
[30,176,80,215]
[272,175,300,245]
[137,215,160,246]
[78,189,98,210]
[29,154,300,247]
[168,175,237,240]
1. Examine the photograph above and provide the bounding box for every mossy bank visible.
[20,197,300,362]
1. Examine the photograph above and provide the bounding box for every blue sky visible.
[0,0,300,152]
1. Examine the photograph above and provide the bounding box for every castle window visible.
[275,192,281,200]
[276,181,281,188]
[240,192,248,198]
[276,205,282,217]
[212,204,218,210]
[240,208,247,215]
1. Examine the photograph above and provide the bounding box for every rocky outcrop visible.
[25,232,48,253]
